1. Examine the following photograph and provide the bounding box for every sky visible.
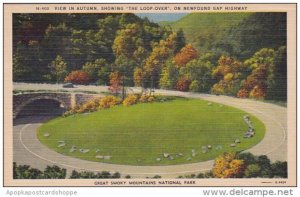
[135,13,187,22]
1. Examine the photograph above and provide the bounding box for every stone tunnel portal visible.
[16,98,66,118]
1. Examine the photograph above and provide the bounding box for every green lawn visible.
[37,98,265,165]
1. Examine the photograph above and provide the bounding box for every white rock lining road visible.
[13,83,287,178]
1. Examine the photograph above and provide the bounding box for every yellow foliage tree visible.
[211,56,245,96]
[212,152,246,178]
[142,33,177,89]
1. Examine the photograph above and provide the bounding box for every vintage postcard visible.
[3,3,297,186]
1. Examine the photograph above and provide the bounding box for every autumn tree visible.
[237,48,275,99]
[133,67,143,87]
[112,23,147,62]
[143,33,177,90]
[112,24,147,98]
[212,152,246,178]
[64,70,90,85]
[174,44,198,68]
[211,56,246,95]
[48,55,68,83]
[108,71,121,96]
[175,76,191,92]
[179,53,214,92]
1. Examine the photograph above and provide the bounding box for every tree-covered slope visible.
[159,13,252,53]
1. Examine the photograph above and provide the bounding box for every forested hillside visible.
[13,13,287,101]
[160,13,286,60]
[160,13,251,54]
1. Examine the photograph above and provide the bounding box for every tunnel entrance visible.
[16,99,66,118]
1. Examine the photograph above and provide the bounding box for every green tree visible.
[244,164,261,178]
[271,161,287,178]
[48,55,68,83]
[268,46,287,101]
[13,41,44,82]
[13,44,30,82]
[43,23,73,69]
[214,13,286,60]
[174,28,186,54]
[13,163,43,179]
[236,152,257,165]
[113,55,137,99]
[159,60,179,89]
[70,170,80,179]
[180,53,214,92]
[82,58,109,83]
[43,165,66,179]
[256,155,272,177]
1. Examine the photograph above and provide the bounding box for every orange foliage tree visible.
[212,152,246,178]
[173,44,198,67]
[175,76,191,92]
[64,70,90,85]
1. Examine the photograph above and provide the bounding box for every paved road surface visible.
[13,83,287,178]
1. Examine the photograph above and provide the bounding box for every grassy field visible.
[37,98,265,165]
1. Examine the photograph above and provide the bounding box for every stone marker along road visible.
[13,83,287,178]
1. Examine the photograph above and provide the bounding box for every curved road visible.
[13,86,287,178]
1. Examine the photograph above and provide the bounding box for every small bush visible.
[237,89,249,98]
[139,94,149,103]
[111,172,121,179]
[99,96,119,109]
[63,110,73,117]
[123,94,138,106]
[147,96,155,102]
[155,95,175,102]
[152,175,162,179]
[82,98,101,112]
[139,94,155,103]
